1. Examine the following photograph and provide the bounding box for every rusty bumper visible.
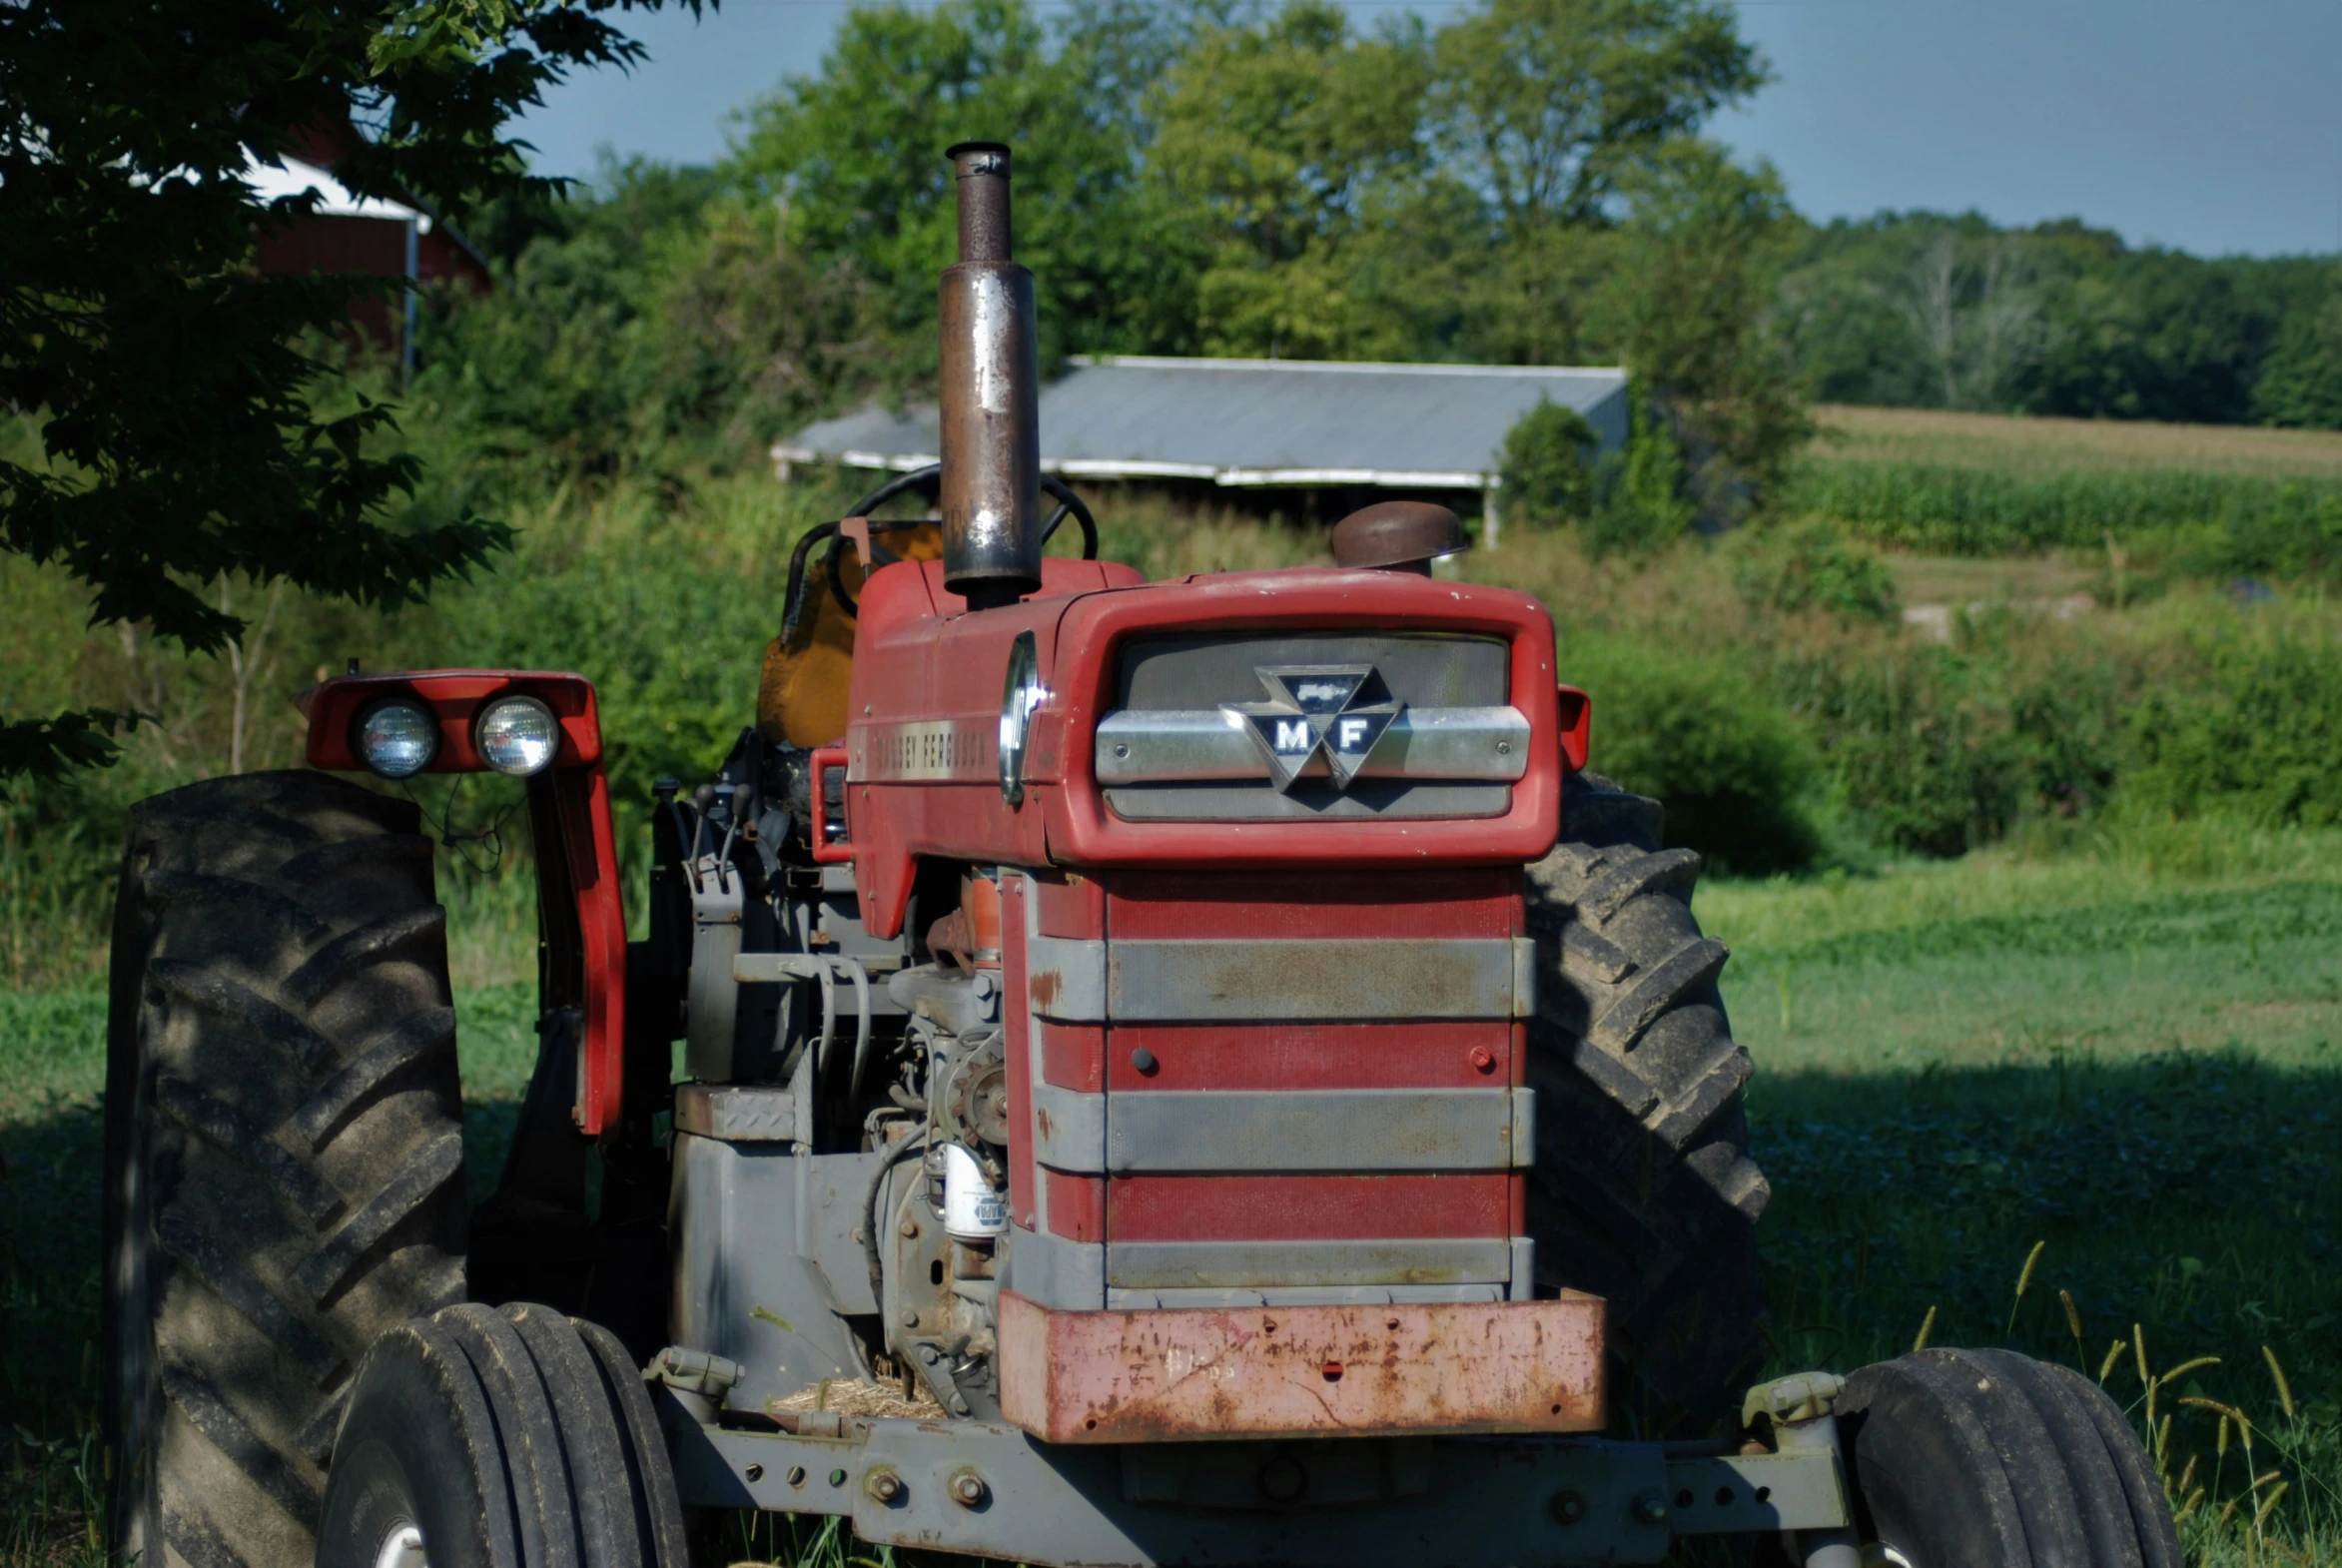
[997,1291,1606,1444]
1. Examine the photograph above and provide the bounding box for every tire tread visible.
[105,771,468,1568]
[1524,773,1768,1425]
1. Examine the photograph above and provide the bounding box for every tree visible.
[727,0,1200,376]
[1,0,691,780]
[1886,223,2049,410]
[1599,139,1809,509]
[1426,0,1764,235]
[1149,0,1433,357]
[2251,285,2342,429]
[1498,398,1599,525]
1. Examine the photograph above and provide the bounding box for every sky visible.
[511,0,2342,260]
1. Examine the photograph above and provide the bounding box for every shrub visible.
[1585,400,1696,557]
[1731,520,1902,624]
[1763,626,2132,857]
[1561,637,1822,876]
[1498,398,1600,529]
[2124,630,2342,827]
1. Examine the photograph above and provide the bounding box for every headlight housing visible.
[998,630,1045,807]
[474,696,561,777]
[354,698,439,779]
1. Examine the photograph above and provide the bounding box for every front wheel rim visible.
[372,1521,426,1568]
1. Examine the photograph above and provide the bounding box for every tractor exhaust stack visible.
[939,142,1042,607]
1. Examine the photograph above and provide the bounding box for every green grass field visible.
[4,818,2337,1563]
[1710,819,2342,1560]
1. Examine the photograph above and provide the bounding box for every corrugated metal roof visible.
[773,356,1630,489]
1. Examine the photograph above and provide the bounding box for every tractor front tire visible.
[316,1303,687,1568]
[105,771,469,1568]
[1524,772,1770,1430]
[1838,1348,2181,1568]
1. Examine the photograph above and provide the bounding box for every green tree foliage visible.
[2252,285,2342,429]
[707,0,1792,519]
[1774,213,2342,427]
[1601,139,1810,503]
[1151,1,1433,358]
[727,0,1201,374]
[1500,399,1600,525]
[0,0,688,779]
[1425,0,1763,231]
[408,160,882,490]
[1559,638,1821,875]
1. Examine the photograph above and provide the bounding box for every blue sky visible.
[512,0,2342,259]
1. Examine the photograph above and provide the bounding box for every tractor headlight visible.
[354,699,439,779]
[474,696,561,777]
[998,630,1044,807]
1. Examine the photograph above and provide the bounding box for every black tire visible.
[316,1303,688,1568]
[104,771,468,1568]
[1838,1347,2181,1568]
[1523,771,1770,1429]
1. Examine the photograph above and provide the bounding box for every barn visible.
[774,357,1631,543]
[246,124,491,360]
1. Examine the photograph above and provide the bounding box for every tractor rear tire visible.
[315,1303,688,1568]
[1523,771,1770,1431]
[104,771,469,1568]
[1838,1347,2181,1568]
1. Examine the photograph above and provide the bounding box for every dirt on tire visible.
[104,771,468,1568]
[1523,771,1770,1430]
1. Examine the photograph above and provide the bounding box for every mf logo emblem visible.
[1222,666,1402,793]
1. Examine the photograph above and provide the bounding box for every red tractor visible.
[106,144,2176,1568]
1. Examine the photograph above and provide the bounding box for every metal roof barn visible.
[773,357,1630,541]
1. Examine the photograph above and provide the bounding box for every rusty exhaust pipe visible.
[939,142,1041,608]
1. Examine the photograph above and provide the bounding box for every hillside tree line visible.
[412,0,2342,519]
[412,0,1810,514]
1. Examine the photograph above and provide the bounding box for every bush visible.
[2124,630,2342,827]
[1765,629,2131,857]
[1561,638,1822,876]
[1731,520,1902,624]
[1584,400,1696,557]
[1498,396,1697,557]
[1499,399,1600,528]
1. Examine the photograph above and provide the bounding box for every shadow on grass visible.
[5,1048,2337,1561]
[0,1091,528,1566]
[1751,1049,2342,1555]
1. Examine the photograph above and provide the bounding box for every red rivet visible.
[1469,1047,1496,1074]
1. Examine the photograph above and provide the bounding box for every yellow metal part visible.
[758,523,945,747]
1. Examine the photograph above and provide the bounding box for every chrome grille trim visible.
[1096,705,1529,784]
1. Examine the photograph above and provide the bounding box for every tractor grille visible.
[1008,867,1536,1311]
[1098,632,1522,821]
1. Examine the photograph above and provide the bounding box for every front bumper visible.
[997,1291,1608,1443]
[663,1404,1852,1568]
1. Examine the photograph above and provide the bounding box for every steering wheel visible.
[785,465,1099,624]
